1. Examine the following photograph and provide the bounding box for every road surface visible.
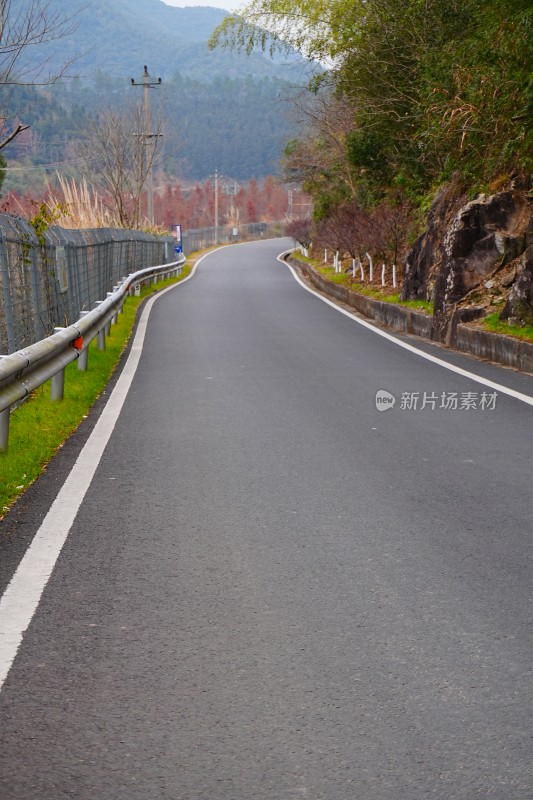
[0,238,532,799]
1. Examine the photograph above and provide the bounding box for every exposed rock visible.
[401,181,463,302]
[500,214,533,325]
[402,178,532,342]
[501,268,517,288]
[446,306,487,346]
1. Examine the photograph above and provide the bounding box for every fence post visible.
[381,264,386,287]
[392,265,397,289]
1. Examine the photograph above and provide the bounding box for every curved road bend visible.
[0,238,532,799]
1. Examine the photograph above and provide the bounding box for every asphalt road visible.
[0,238,532,799]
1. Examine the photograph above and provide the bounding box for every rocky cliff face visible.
[401,177,533,343]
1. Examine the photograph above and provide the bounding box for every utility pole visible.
[131,65,162,226]
[214,169,219,239]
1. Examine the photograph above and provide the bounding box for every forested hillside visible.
[1,0,306,194]
[213,0,532,206]
[15,0,296,82]
[212,0,533,336]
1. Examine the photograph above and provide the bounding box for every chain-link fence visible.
[0,215,176,354]
[0,216,286,354]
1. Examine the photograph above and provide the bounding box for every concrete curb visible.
[288,256,433,337]
[287,255,533,375]
[456,324,533,374]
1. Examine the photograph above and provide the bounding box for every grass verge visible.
[0,262,193,518]
[482,312,533,342]
[304,261,434,313]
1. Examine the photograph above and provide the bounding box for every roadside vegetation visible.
[214,0,532,324]
[0,263,193,518]
[482,312,533,342]
[294,254,434,312]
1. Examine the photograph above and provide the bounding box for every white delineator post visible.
[366,252,373,282]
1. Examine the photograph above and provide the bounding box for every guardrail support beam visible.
[51,329,66,401]
[77,311,89,371]
[51,368,65,401]
[0,406,9,452]
[107,293,118,326]
[78,346,89,372]
[0,255,186,457]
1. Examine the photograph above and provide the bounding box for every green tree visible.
[211,0,532,200]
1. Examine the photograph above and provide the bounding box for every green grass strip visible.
[313,264,434,313]
[0,264,192,517]
[483,312,533,342]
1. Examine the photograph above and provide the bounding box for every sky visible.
[163,0,243,10]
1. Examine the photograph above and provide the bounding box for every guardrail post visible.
[111,289,119,325]
[78,311,90,371]
[50,329,66,401]
[51,368,65,401]
[0,406,9,453]
[94,302,106,350]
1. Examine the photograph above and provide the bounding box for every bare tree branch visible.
[0,0,79,150]
[0,121,30,150]
[73,102,165,229]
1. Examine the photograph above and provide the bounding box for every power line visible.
[3,158,86,172]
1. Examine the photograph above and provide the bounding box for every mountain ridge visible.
[18,0,300,83]
[3,0,309,188]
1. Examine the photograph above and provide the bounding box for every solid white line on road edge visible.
[279,253,533,408]
[0,260,204,693]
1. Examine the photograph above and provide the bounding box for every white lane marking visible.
[279,253,533,407]
[0,260,203,692]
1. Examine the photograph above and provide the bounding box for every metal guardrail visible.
[0,215,285,355]
[0,254,186,452]
[0,214,178,355]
